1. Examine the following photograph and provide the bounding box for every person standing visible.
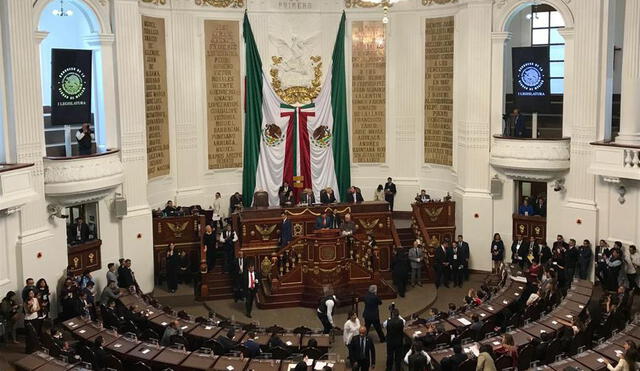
[565,239,579,283]
[374,185,385,201]
[408,241,424,287]
[448,241,464,288]
[24,289,40,332]
[317,287,338,334]
[343,311,361,347]
[349,326,376,371]
[457,235,470,281]
[434,241,449,288]
[219,224,238,273]
[578,239,593,280]
[384,178,397,211]
[391,249,409,297]
[106,263,118,284]
[491,233,505,273]
[280,212,293,247]
[118,259,136,289]
[315,211,333,230]
[0,291,20,343]
[166,243,179,293]
[243,263,260,318]
[628,245,640,291]
[76,123,94,155]
[511,235,524,265]
[540,241,552,266]
[361,285,385,342]
[202,225,217,271]
[21,278,36,302]
[384,308,405,371]
[212,192,225,229]
[232,251,246,302]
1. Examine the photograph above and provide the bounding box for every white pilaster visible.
[112,0,154,292]
[615,0,640,145]
[490,32,511,137]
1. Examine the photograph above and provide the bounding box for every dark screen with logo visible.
[512,46,550,113]
[51,48,92,125]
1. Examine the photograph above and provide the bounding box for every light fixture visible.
[378,0,400,25]
[52,0,73,17]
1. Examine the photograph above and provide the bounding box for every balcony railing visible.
[589,141,640,181]
[0,163,37,212]
[490,135,571,180]
[43,149,124,206]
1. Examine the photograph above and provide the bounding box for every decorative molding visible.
[195,0,244,7]
[423,0,457,5]
[43,152,124,206]
[493,0,506,8]
[490,137,571,181]
[270,56,322,105]
[345,0,392,8]
[141,0,167,5]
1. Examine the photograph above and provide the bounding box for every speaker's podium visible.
[258,227,396,309]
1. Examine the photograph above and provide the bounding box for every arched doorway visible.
[38,0,104,157]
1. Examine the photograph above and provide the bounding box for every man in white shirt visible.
[243,264,260,318]
[343,311,361,346]
[317,288,338,334]
[76,123,94,155]
[219,224,239,273]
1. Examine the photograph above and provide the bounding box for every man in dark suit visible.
[520,236,540,268]
[117,259,135,289]
[504,108,525,137]
[457,235,470,281]
[300,188,315,205]
[232,251,246,302]
[320,188,337,204]
[384,308,404,371]
[349,326,376,371]
[511,235,524,265]
[70,217,90,244]
[443,344,468,370]
[434,241,449,288]
[315,212,333,229]
[216,329,238,353]
[361,285,385,342]
[92,336,108,371]
[384,178,397,211]
[447,241,464,288]
[243,332,262,357]
[391,249,409,297]
[243,264,260,318]
[280,212,293,247]
[346,186,364,203]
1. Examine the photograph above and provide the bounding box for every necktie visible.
[239,259,243,273]
[361,337,366,358]
[250,273,254,289]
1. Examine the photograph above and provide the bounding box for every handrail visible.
[0,163,34,173]
[44,148,119,160]
[493,134,571,141]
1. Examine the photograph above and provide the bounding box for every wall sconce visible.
[617,185,626,204]
[553,178,565,193]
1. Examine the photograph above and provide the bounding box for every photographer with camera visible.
[76,123,94,155]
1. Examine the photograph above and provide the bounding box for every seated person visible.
[315,211,333,230]
[518,198,534,216]
[229,192,243,214]
[464,289,482,307]
[415,189,431,203]
[92,336,108,370]
[216,328,238,353]
[300,188,315,205]
[526,287,542,306]
[160,320,182,346]
[320,187,337,204]
[303,338,323,359]
[278,183,295,206]
[441,344,468,371]
[163,200,177,216]
[253,190,269,207]
[447,303,457,316]
[425,307,440,322]
[243,332,261,357]
[345,186,364,203]
[340,213,356,236]
[469,313,483,333]
[493,333,518,368]
[267,332,286,349]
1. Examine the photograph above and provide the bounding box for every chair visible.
[253,191,269,207]
[543,338,562,364]
[194,316,207,324]
[141,328,159,342]
[77,344,97,367]
[238,344,251,358]
[458,358,477,371]
[302,346,323,360]
[293,326,313,335]
[162,305,173,314]
[177,310,190,320]
[479,321,494,340]
[517,344,535,370]
[457,327,475,344]
[207,339,226,355]
[494,355,513,370]
[133,361,152,371]
[266,325,286,334]
[170,334,189,349]
[104,354,123,370]
[271,345,291,360]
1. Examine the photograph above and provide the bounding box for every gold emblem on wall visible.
[166,221,189,238]
[195,0,244,7]
[293,223,304,236]
[88,253,95,264]
[73,257,80,268]
[255,224,277,241]
[422,0,457,5]
[270,56,322,105]
[358,218,380,235]
[424,207,443,222]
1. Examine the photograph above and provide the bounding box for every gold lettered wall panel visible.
[204,20,242,169]
[142,16,171,179]
[424,17,454,166]
[351,21,386,164]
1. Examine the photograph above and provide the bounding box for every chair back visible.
[494,354,513,370]
[517,344,535,370]
[104,354,122,370]
[271,345,291,360]
[458,358,477,371]
[133,361,152,371]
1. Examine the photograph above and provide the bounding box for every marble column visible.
[489,32,511,138]
[615,0,640,145]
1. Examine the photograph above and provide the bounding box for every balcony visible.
[0,163,37,212]
[43,149,124,206]
[589,141,640,182]
[490,135,571,180]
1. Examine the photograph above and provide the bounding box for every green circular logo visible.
[57,67,87,100]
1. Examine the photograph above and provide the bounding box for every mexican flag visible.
[242,12,351,207]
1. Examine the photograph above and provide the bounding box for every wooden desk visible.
[565,292,591,305]
[74,323,104,340]
[536,316,565,333]
[13,352,53,371]
[88,330,120,346]
[211,356,249,371]
[248,359,282,371]
[520,322,554,339]
[180,352,219,370]
[148,313,177,328]
[551,308,577,322]
[128,342,163,362]
[557,299,587,315]
[187,324,222,340]
[478,302,504,315]
[281,360,313,371]
[61,317,91,332]
[178,319,198,334]
[232,330,247,343]
[623,324,640,340]
[573,349,611,371]
[106,336,140,355]
[32,360,73,371]
[446,315,474,329]
[280,334,302,349]
[153,347,191,368]
[593,342,626,365]
[573,285,592,296]
[119,293,144,308]
[549,358,592,371]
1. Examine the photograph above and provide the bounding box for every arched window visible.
[38,0,103,157]
[504,4,565,139]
